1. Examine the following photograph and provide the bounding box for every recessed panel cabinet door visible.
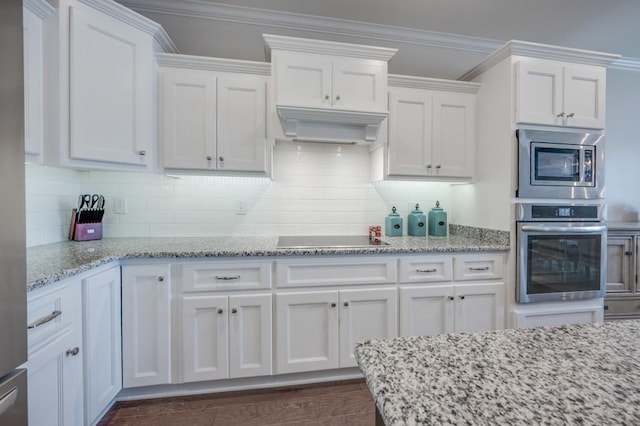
[606,236,635,294]
[399,285,454,337]
[122,265,171,388]
[161,68,217,170]
[69,6,153,166]
[23,6,45,161]
[338,288,397,368]
[432,93,475,178]
[274,51,332,107]
[563,65,606,129]
[276,291,338,374]
[387,88,432,176]
[454,282,505,333]
[515,61,564,126]
[181,295,228,382]
[217,76,267,172]
[332,58,386,111]
[229,293,272,378]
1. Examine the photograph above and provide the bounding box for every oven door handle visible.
[520,225,607,234]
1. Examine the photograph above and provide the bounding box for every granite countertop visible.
[355,320,640,426]
[26,229,509,291]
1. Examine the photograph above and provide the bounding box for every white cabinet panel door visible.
[181,295,228,382]
[229,293,273,378]
[122,264,171,388]
[69,6,152,166]
[23,6,45,161]
[82,266,121,425]
[432,93,475,178]
[563,65,606,129]
[276,291,339,374]
[217,76,267,172]
[515,61,564,126]
[387,88,432,176]
[338,288,398,368]
[399,285,454,337]
[274,52,332,107]
[454,282,505,333]
[161,68,217,170]
[332,58,386,111]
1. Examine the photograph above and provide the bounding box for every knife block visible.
[73,223,103,241]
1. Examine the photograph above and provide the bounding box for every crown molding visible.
[116,0,503,55]
[263,34,396,61]
[460,40,622,81]
[24,0,55,19]
[80,0,177,53]
[610,57,640,72]
[156,53,270,75]
[388,74,480,94]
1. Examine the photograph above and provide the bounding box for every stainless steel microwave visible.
[517,129,604,199]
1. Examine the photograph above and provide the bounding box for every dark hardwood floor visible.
[98,379,375,426]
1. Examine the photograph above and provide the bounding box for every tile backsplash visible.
[26,141,453,247]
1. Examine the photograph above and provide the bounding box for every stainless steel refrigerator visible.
[0,0,29,423]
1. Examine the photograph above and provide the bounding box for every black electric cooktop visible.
[277,235,389,249]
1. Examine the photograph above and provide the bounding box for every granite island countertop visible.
[26,230,508,291]
[355,320,640,426]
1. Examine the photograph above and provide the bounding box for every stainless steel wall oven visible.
[516,203,607,303]
[517,129,604,199]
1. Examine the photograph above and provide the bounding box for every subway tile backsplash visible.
[25,141,453,247]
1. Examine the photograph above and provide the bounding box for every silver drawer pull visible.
[469,266,490,271]
[416,268,437,273]
[215,275,240,281]
[27,310,62,329]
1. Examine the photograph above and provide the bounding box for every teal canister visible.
[428,201,448,236]
[407,204,427,236]
[385,206,403,237]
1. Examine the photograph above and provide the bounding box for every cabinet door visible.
[387,88,432,176]
[68,6,153,166]
[275,291,338,374]
[606,236,635,294]
[274,51,332,108]
[82,266,121,425]
[181,295,228,382]
[454,282,505,333]
[338,288,398,368]
[515,61,564,126]
[28,330,83,426]
[23,6,45,162]
[217,76,267,172]
[563,65,606,129]
[161,68,217,170]
[432,93,475,178]
[229,293,272,378]
[399,285,454,337]
[332,57,386,111]
[121,265,171,388]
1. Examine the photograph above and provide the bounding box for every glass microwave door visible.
[526,234,602,295]
[534,147,580,182]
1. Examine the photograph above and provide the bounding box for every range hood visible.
[276,105,388,144]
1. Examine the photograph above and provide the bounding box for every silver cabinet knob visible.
[343,301,349,307]
[138,150,146,156]
[330,302,336,308]
[426,164,432,169]
[459,295,465,300]
[448,296,454,301]
[566,112,575,118]
[157,276,164,282]
[206,156,212,161]
[219,156,224,162]
[232,308,237,314]
[335,95,341,101]
[556,112,565,118]
[218,308,223,314]
[66,347,80,357]
[436,165,441,169]
[325,94,330,100]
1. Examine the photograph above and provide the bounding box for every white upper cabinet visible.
[264,34,396,143]
[378,76,478,181]
[274,51,386,112]
[515,59,607,129]
[44,0,175,171]
[23,0,54,163]
[158,55,269,175]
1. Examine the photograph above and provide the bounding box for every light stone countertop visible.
[355,320,640,426]
[26,231,508,292]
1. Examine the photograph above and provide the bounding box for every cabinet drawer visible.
[27,282,77,352]
[276,257,397,288]
[399,256,452,283]
[604,297,640,319]
[453,254,504,281]
[181,261,272,292]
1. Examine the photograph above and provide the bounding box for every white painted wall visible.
[604,68,640,221]
[26,141,453,247]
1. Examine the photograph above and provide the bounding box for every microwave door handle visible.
[520,225,607,233]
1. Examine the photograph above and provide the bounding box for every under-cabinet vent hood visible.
[276,105,388,144]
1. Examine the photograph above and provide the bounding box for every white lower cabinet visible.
[27,280,84,426]
[181,293,272,382]
[82,266,122,425]
[513,299,604,328]
[276,287,397,374]
[122,264,172,388]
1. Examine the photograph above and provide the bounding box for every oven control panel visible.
[517,203,604,222]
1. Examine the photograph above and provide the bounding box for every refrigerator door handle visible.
[0,387,17,417]
[27,310,62,329]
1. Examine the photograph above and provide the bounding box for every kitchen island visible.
[355,320,640,425]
